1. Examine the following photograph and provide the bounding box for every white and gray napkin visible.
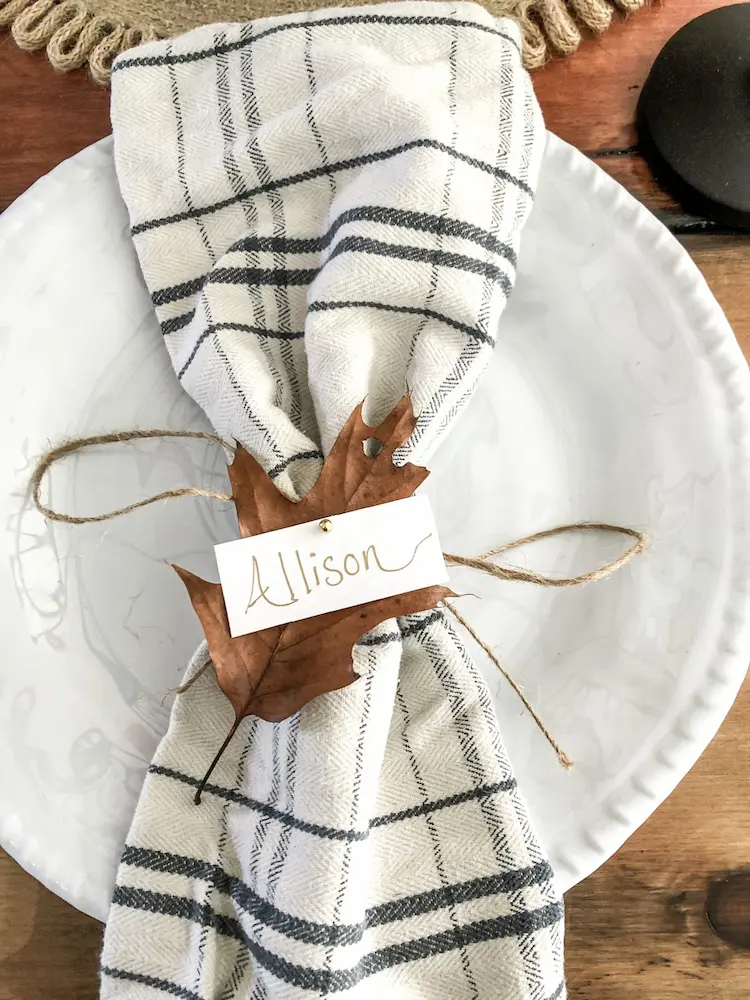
[102,4,563,998]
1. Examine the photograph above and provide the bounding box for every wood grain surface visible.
[2,4,750,997]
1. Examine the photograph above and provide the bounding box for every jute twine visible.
[0,0,646,86]
[30,430,646,767]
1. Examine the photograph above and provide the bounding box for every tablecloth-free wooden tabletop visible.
[2,4,750,996]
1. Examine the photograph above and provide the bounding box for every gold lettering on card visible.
[246,553,298,611]
[245,533,434,613]
[361,534,433,573]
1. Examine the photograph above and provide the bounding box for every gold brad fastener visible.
[318,518,333,533]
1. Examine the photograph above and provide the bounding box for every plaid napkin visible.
[102,4,564,998]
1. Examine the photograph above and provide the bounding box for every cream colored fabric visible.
[99,6,565,998]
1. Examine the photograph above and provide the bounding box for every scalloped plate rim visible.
[0,132,749,919]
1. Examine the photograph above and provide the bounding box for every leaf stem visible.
[194,716,242,805]
[194,629,286,805]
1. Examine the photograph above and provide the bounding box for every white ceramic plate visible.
[1,134,749,922]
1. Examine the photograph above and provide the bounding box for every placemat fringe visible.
[1,0,156,84]
[0,0,645,84]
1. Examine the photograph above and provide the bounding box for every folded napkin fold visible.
[102,4,564,998]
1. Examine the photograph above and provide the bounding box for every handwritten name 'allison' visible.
[247,534,433,611]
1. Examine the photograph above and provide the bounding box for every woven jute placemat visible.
[0,0,645,84]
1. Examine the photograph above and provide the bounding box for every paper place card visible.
[215,495,448,637]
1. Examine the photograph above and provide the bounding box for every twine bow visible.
[30,429,646,768]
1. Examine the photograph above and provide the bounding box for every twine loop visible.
[30,429,234,525]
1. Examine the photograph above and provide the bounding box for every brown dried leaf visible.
[174,396,451,801]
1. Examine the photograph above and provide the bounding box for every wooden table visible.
[2,6,749,997]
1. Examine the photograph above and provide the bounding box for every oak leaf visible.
[174,396,452,802]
